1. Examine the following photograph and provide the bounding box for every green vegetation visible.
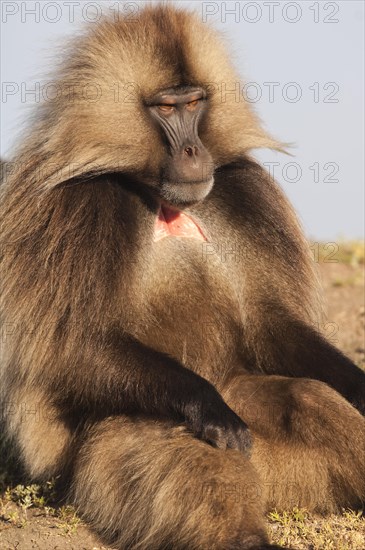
[268,508,365,549]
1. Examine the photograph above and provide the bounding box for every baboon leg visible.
[5,387,73,480]
[71,416,280,550]
[221,375,365,513]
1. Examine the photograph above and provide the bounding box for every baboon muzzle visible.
[164,135,213,185]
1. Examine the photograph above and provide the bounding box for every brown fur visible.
[1,5,364,550]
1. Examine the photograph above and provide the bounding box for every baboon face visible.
[145,85,214,207]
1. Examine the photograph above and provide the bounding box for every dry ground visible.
[1,243,364,550]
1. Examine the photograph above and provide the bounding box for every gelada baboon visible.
[1,5,364,550]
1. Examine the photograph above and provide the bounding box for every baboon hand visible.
[183,386,252,454]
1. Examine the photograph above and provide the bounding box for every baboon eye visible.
[158,104,175,114]
[186,100,199,111]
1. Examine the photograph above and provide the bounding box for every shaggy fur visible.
[1,5,364,550]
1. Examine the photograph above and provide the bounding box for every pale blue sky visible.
[1,0,364,240]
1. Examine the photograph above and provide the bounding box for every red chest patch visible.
[154,205,207,242]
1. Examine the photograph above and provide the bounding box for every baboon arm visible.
[51,330,208,415]
[253,319,365,414]
[47,329,250,450]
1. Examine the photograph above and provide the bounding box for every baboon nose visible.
[184,146,199,157]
